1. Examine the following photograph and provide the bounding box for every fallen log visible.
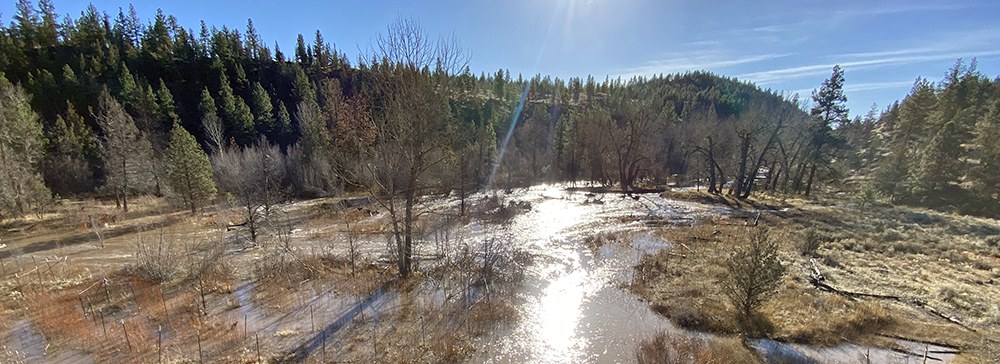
[875,334,961,354]
[806,262,976,333]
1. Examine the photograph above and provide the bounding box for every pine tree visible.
[0,73,50,217]
[155,79,179,125]
[275,101,292,143]
[250,82,274,136]
[912,120,963,200]
[218,72,253,144]
[973,96,1000,198]
[291,64,314,104]
[44,102,97,195]
[295,34,309,65]
[802,65,848,196]
[312,30,328,72]
[96,88,154,212]
[165,122,217,214]
[116,63,139,105]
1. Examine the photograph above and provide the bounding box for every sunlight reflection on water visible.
[473,185,689,363]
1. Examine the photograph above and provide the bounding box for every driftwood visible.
[875,334,961,355]
[807,260,977,333]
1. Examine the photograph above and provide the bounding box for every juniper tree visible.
[720,228,785,335]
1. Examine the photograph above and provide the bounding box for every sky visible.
[3,0,999,116]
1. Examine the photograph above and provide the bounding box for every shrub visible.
[798,228,824,256]
[126,235,183,282]
[720,228,785,336]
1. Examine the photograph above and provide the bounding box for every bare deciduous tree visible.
[355,17,467,277]
[213,138,285,243]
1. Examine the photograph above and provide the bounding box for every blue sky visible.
[3,0,999,116]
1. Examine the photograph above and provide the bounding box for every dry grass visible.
[634,190,1000,362]
[635,332,759,364]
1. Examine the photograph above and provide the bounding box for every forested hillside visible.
[1,0,997,221]
[866,61,1000,215]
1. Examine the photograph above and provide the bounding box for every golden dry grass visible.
[634,190,1000,361]
[635,332,760,364]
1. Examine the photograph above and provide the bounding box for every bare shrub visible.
[720,228,785,336]
[127,233,183,282]
[477,235,529,293]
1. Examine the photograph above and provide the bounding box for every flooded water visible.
[0,320,92,364]
[456,185,957,364]
[466,186,722,363]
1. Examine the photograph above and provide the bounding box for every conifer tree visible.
[802,65,848,196]
[973,99,1000,197]
[218,72,253,144]
[275,101,293,142]
[96,88,154,212]
[156,79,180,125]
[250,81,274,136]
[165,122,217,214]
[44,102,97,195]
[0,73,50,217]
[912,120,963,200]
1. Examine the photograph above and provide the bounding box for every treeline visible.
[2,0,994,225]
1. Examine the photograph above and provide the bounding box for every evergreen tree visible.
[155,79,180,125]
[250,81,274,136]
[0,73,50,217]
[116,63,140,105]
[165,122,217,214]
[44,102,97,195]
[218,72,253,144]
[291,64,314,104]
[912,120,963,200]
[275,101,292,143]
[295,34,309,65]
[312,30,328,72]
[974,99,1000,198]
[802,65,848,196]
[95,88,154,212]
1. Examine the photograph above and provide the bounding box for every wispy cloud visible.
[834,2,972,17]
[739,49,1000,84]
[616,52,790,77]
[844,81,916,93]
[789,80,915,100]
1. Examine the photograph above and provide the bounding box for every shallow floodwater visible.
[466,186,722,363]
[458,185,956,364]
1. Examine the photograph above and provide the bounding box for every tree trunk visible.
[804,163,817,197]
[731,135,750,197]
[402,185,415,278]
